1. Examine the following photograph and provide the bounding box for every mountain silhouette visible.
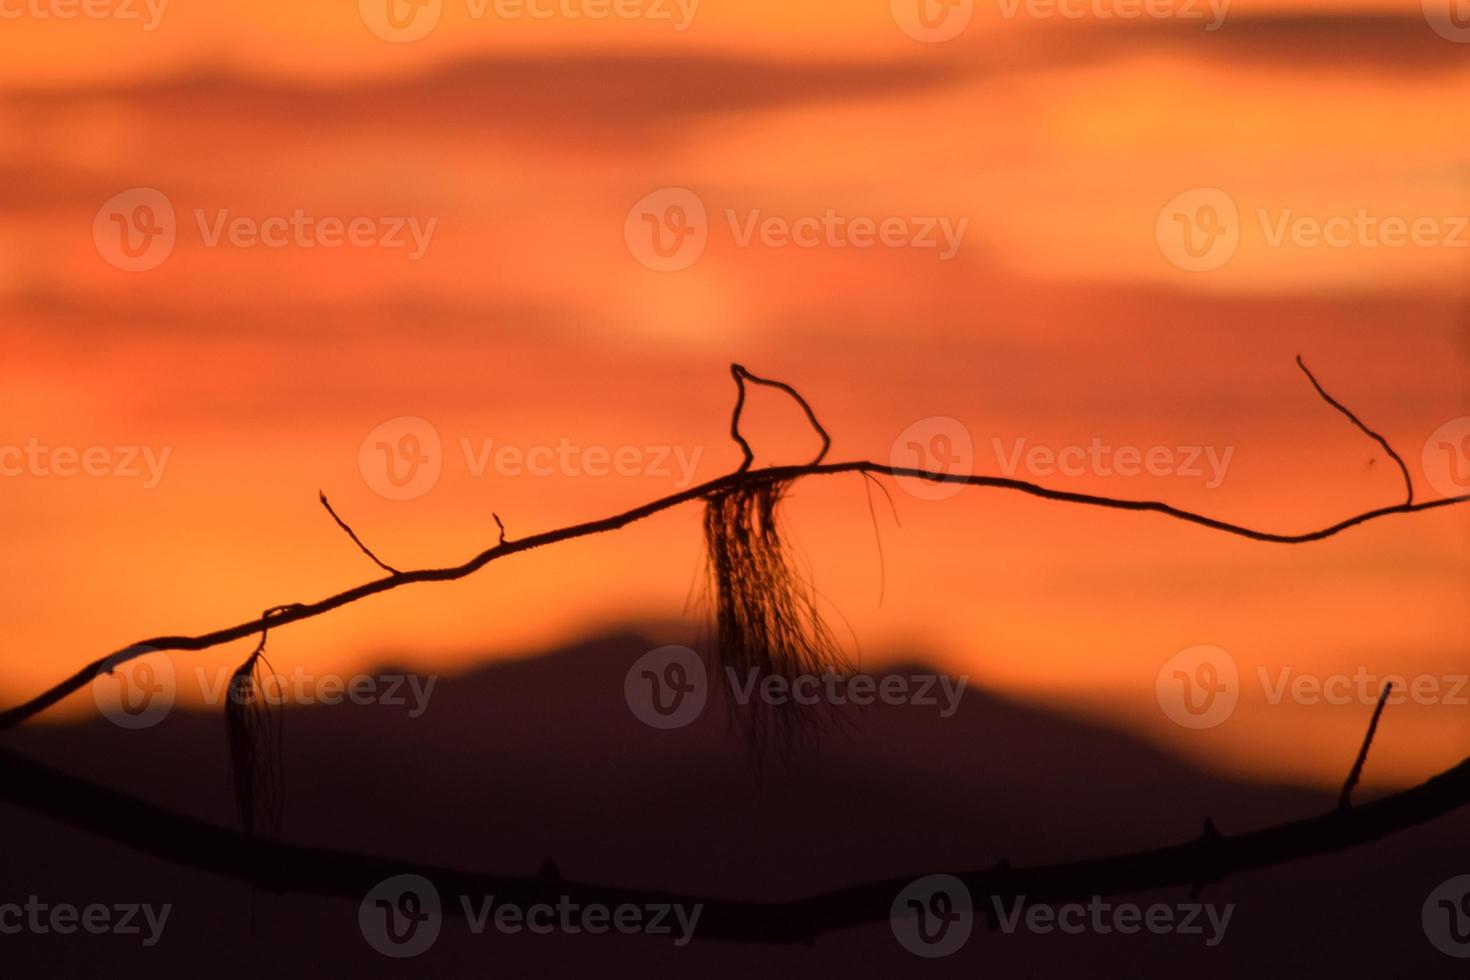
[2,628,1463,976]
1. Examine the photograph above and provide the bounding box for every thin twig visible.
[1339,682,1394,810]
[318,492,400,575]
[1,361,1466,732]
[1296,356,1414,505]
[0,745,1466,943]
[729,363,832,472]
[492,512,507,546]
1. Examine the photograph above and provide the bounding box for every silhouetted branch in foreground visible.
[0,357,1465,732]
[1339,682,1393,811]
[0,742,1465,944]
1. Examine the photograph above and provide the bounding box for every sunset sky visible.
[1,0,1467,789]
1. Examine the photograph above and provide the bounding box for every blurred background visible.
[1,0,1467,796]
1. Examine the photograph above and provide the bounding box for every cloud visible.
[1087,12,1470,74]
[3,53,969,129]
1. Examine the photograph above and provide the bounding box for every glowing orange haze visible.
[0,1,1466,788]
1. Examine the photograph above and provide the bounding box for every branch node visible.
[1199,816,1222,842]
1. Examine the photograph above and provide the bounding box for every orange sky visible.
[1,3,1467,789]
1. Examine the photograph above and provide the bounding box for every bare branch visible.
[1,745,1466,944]
[1296,356,1414,504]
[1,362,1466,732]
[3,463,1465,731]
[318,492,401,576]
[1339,682,1393,810]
